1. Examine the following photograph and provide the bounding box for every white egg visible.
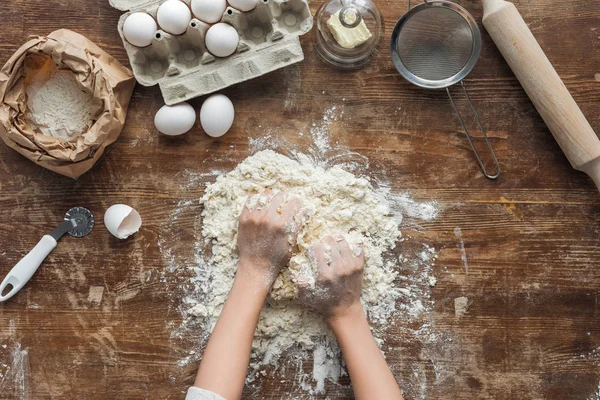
[104,205,142,240]
[123,12,157,47]
[154,103,196,136]
[228,0,259,12]
[205,23,239,58]
[200,94,235,137]
[157,0,192,35]
[191,0,227,23]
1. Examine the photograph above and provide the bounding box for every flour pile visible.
[187,149,403,391]
[165,104,442,397]
[26,70,100,142]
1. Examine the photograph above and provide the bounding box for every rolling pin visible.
[481,0,600,191]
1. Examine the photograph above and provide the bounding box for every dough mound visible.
[201,150,401,306]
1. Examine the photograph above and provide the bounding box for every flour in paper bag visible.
[26,70,99,141]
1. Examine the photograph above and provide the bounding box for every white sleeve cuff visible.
[185,386,227,400]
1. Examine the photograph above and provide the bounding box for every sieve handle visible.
[447,82,501,180]
[482,0,600,191]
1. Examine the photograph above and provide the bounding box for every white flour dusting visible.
[572,346,600,400]
[26,70,99,141]
[0,322,29,399]
[454,227,469,275]
[204,150,401,305]
[590,382,600,400]
[162,106,442,396]
[194,149,402,391]
[454,297,469,317]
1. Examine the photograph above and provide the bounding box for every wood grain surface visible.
[0,0,599,399]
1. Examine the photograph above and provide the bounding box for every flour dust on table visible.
[202,150,401,307]
[161,106,443,397]
[195,149,402,392]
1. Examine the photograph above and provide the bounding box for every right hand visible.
[298,235,365,322]
[236,190,303,290]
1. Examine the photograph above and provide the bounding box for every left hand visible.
[298,235,365,321]
[236,190,303,288]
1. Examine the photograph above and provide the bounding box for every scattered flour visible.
[191,149,403,391]
[571,346,600,400]
[454,227,469,275]
[163,105,443,396]
[428,276,437,287]
[454,297,469,317]
[203,150,401,305]
[591,382,600,400]
[26,70,99,141]
[0,341,29,398]
[87,286,105,306]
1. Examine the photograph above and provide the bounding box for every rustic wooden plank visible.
[0,0,599,399]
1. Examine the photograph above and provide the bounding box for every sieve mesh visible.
[396,7,475,81]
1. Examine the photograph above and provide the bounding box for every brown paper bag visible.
[0,29,136,179]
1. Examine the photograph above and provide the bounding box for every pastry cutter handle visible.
[0,235,57,302]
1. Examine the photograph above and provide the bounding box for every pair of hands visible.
[236,190,365,321]
[195,189,403,400]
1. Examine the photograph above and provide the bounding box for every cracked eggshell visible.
[104,205,142,240]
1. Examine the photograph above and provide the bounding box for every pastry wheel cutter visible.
[0,207,94,302]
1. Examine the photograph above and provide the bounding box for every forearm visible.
[194,265,268,399]
[328,304,403,400]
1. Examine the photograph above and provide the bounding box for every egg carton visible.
[110,0,313,105]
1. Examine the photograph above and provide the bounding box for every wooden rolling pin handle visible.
[581,158,600,191]
[482,0,600,192]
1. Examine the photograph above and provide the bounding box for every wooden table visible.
[0,0,599,399]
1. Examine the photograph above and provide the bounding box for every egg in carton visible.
[110,0,313,105]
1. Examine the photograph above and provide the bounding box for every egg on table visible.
[200,94,235,138]
[191,0,227,24]
[154,102,197,136]
[123,12,157,47]
[157,0,192,35]
[228,0,259,12]
[205,23,239,57]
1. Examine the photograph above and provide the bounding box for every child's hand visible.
[299,235,365,322]
[236,190,302,289]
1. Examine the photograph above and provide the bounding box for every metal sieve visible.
[391,1,501,179]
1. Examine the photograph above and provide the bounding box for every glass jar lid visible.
[315,0,384,69]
